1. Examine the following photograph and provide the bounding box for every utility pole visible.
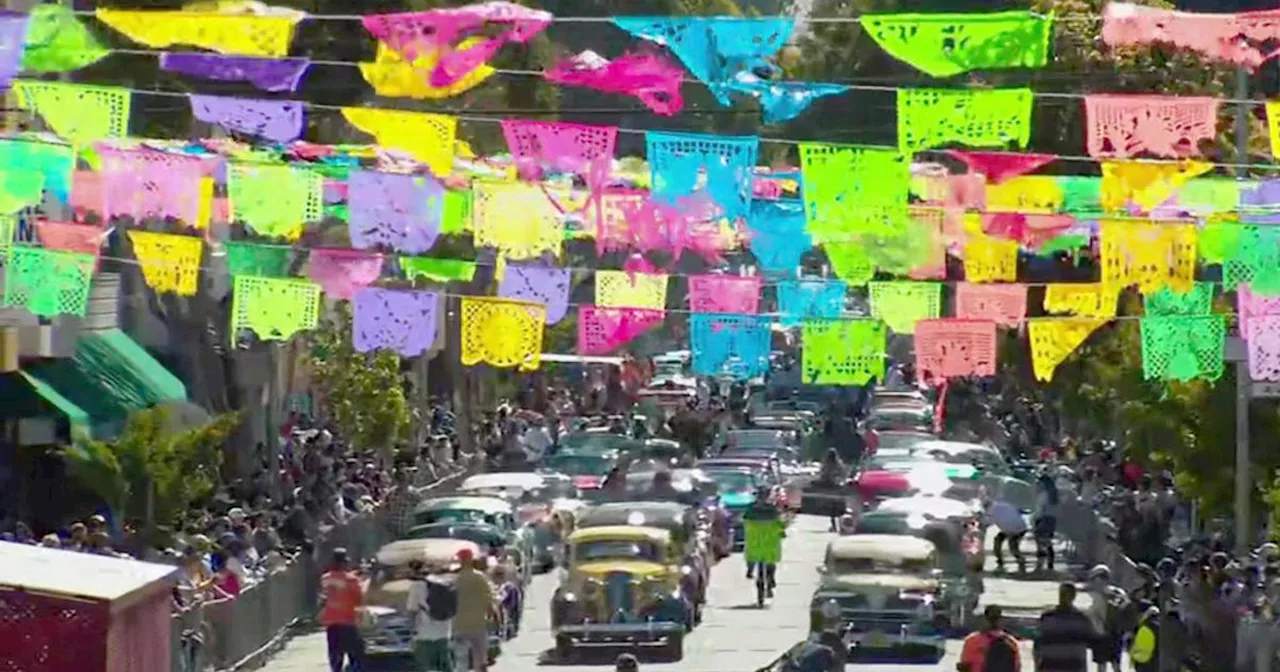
[1233,66,1252,555]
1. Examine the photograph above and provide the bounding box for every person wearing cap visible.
[453,547,495,672]
[958,605,1021,671]
[319,547,366,672]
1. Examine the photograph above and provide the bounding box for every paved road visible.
[263,515,1067,672]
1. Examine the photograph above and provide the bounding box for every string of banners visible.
[0,2,1278,386]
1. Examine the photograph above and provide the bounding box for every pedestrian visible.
[453,548,495,672]
[1129,604,1159,672]
[406,559,456,672]
[1034,582,1095,672]
[987,493,1029,574]
[1033,473,1060,572]
[319,547,366,672]
[958,605,1021,672]
[1083,565,1129,672]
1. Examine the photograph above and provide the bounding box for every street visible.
[262,515,1065,672]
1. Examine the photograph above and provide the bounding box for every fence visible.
[170,464,475,672]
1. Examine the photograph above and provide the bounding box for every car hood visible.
[820,573,938,593]
[572,475,602,490]
[720,491,756,508]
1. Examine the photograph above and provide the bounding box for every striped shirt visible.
[1035,605,1094,672]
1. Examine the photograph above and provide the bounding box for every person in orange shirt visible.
[320,547,366,672]
[959,605,1021,672]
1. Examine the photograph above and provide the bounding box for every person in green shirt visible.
[742,487,786,598]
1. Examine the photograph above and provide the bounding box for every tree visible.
[305,301,413,456]
[62,407,242,540]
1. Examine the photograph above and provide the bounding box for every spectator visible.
[1129,604,1159,672]
[453,548,495,672]
[987,494,1029,574]
[177,545,216,603]
[407,559,456,672]
[67,522,87,551]
[958,605,1020,672]
[384,468,423,539]
[1083,565,1129,672]
[319,547,366,672]
[1034,583,1094,672]
[1033,473,1060,572]
[14,521,34,544]
[39,534,60,548]
[212,550,242,597]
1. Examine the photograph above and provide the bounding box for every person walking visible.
[453,548,495,672]
[986,494,1029,574]
[406,560,456,672]
[958,605,1021,672]
[1034,583,1095,672]
[1129,604,1159,672]
[1033,473,1061,572]
[319,548,366,672]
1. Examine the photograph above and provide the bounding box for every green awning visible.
[22,328,188,436]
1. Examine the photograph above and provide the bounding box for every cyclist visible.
[742,485,786,599]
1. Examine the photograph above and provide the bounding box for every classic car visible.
[576,500,709,613]
[910,440,1015,478]
[551,526,692,660]
[699,467,762,551]
[460,472,578,571]
[849,511,984,617]
[718,447,812,510]
[634,438,694,469]
[870,387,929,407]
[411,496,536,577]
[361,539,504,662]
[861,404,934,433]
[871,431,938,452]
[721,428,797,452]
[542,450,622,492]
[810,535,949,661]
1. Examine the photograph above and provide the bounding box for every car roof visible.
[460,473,546,491]
[876,496,976,518]
[414,496,514,514]
[375,538,481,567]
[826,535,935,561]
[912,440,999,455]
[567,525,670,544]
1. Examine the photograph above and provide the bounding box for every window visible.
[574,540,662,563]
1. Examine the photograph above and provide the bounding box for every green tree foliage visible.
[62,407,242,536]
[305,302,412,455]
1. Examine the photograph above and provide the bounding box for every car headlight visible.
[680,565,693,576]
[560,592,577,602]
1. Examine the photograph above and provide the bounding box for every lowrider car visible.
[576,501,709,615]
[362,539,504,662]
[811,535,949,661]
[411,496,536,579]
[551,526,692,660]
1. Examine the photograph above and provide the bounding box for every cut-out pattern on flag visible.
[801,318,885,385]
[160,54,310,92]
[860,11,1052,77]
[747,199,811,276]
[824,243,875,286]
[36,221,104,256]
[3,247,95,318]
[799,143,909,243]
[544,50,684,116]
[189,95,305,143]
[472,180,568,259]
[1043,283,1120,318]
[353,288,440,357]
[1140,315,1226,382]
[498,265,571,325]
[613,17,794,105]
[502,119,617,220]
[128,231,204,296]
[98,147,212,227]
[231,276,322,343]
[306,249,384,301]
[401,257,476,283]
[897,88,1033,152]
[647,131,758,222]
[955,283,1026,326]
[1028,318,1106,381]
[347,170,444,254]
[225,241,292,278]
[727,79,848,124]
[342,107,458,177]
[963,234,1019,282]
[1247,314,1280,382]
[13,80,130,144]
[868,281,942,334]
[947,150,1057,184]
[0,138,72,204]
[22,5,109,74]
[359,40,494,100]
[1240,284,1280,336]
[595,270,668,310]
[1101,3,1280,70]
[1099,219,1197,294]
[777,279,846,327]
[0,171,43,215]
[95,8,302,57]
[689,313,771,379]
[985,175,1062,213]
[1084,95,1219,158]
[914,318,999,382]
[460,296,546,371]
[589,189,728,261]
[578,305,664,355]
[1144,282,1214,317]
[1100,160,1213,212]
[227,163,323,240]
[1220,225,1280,292]
[362,2,552,88]
[905,206,951,280]
[688,275,762,315]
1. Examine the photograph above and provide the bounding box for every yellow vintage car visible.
[550,525,693,661]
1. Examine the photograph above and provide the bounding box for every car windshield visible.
[560,434,627,453]
[876,433,935,450]
[416,509,497,526]
[726,431,787,448]
[707,470,757,493]
[830,557,933,575]
[545,454,610,476]
[406,526,501,550]
[575,540,662,562]
[852,517,912,535]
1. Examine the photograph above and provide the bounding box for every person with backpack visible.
[1129,604,1159,672]
[958,605,1021,672]
[405,559,457,672]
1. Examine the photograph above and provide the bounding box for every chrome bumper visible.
[844,630,945,650]
[555,621,683,644]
